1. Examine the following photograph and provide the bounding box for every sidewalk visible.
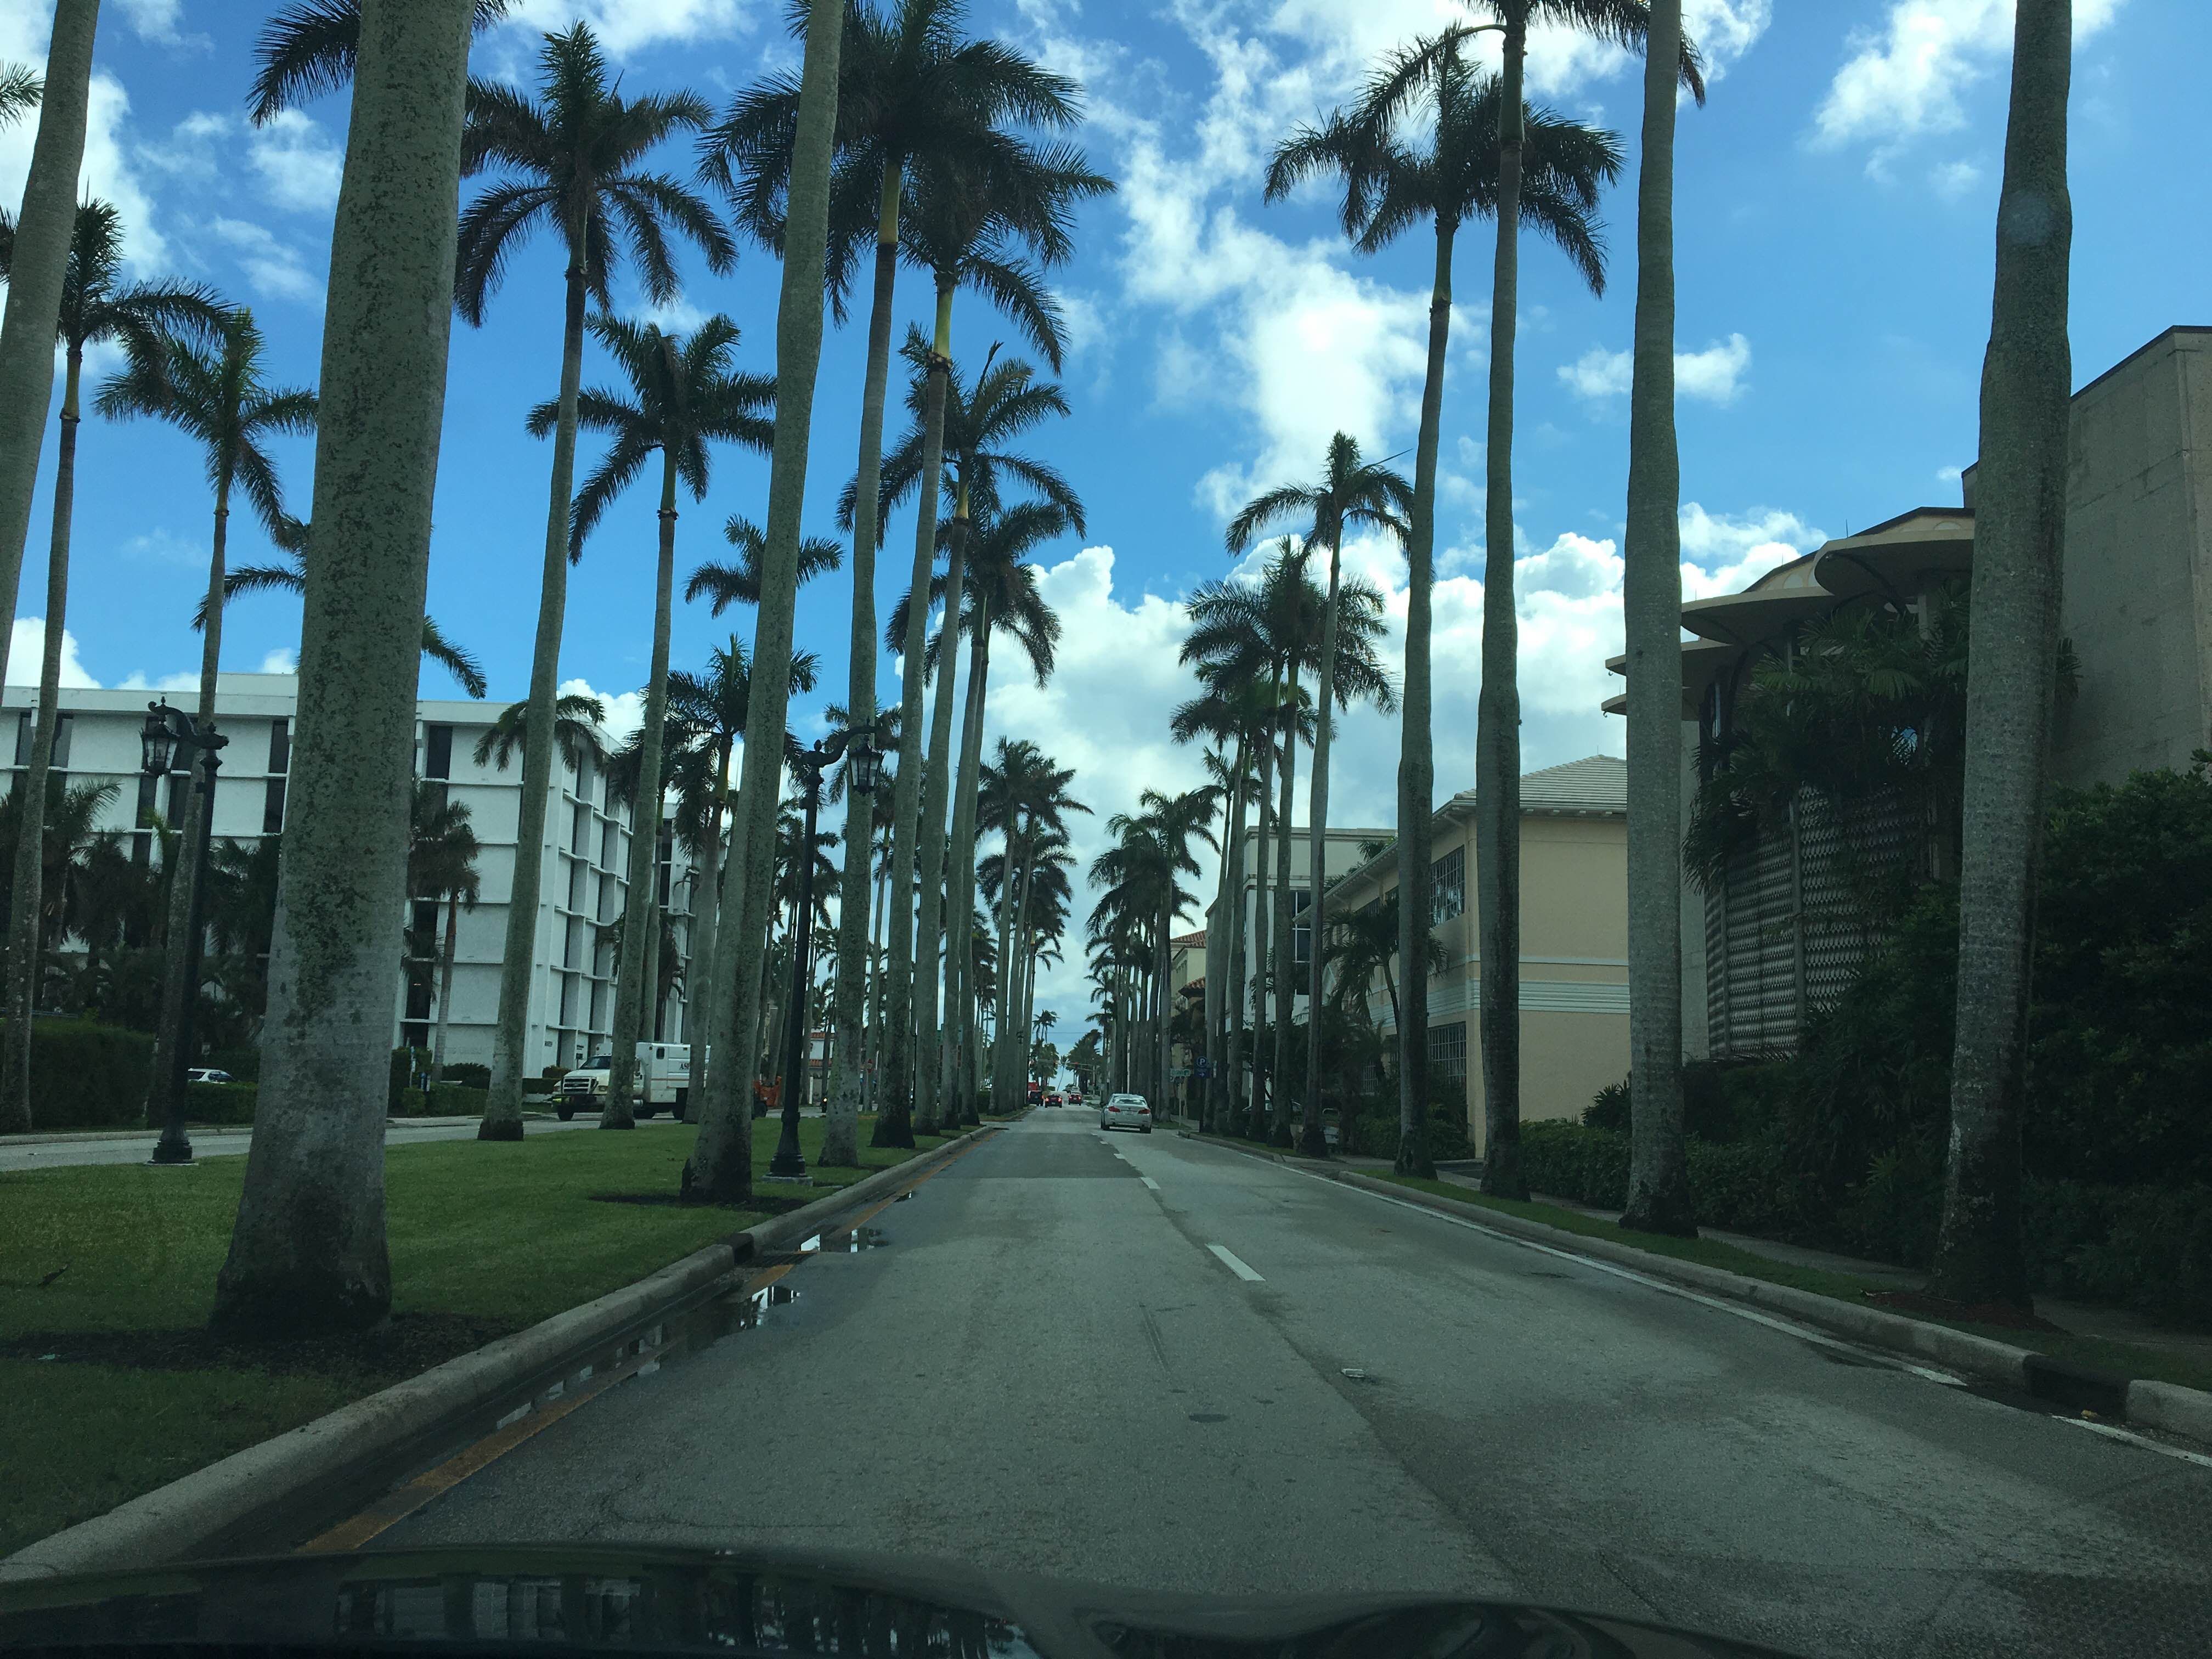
[1237,1140,2212,1372]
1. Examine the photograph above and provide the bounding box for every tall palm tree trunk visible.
[1618,0,1695,1237]
[432,888,459,1082]
[1476,26,1527,1198]
[988,830,1019,1112]
[1,348,84,1132]
[1156,895,1173,1115]
[682,0,847,1202]
[826,160,904,1165]
[875,284,953,1151]
[211,0,472,1333]
[1219,736,1252,1131]
[686,752,727,1092]
[1929,0,2070,1308]
[866,850,887,1107]
[1300,539,1344,1155]
[910,484,969,1133]
[0,0,97,663]
[1268,679,1299,1146]
[1243,695,1278,1137]
[484,194,591,1141]
[1204,736,1244,1131]
[941,605,990,1126]
[606,451,680,1130]
[1395,215,1458,1180]
[145,485,231,1128]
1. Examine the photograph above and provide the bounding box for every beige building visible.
[1610,325,2212,1056]
[1317,757,1629,1147]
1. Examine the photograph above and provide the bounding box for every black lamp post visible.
[768,723,880,1180]
[140,699,228,1166]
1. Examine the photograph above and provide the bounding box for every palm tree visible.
[212,0,477,1336]
[458,22,735,1141]
[680,0,856,1205]
[866,344,1085,1142]
[1928,0,2073,1310]
[409,782,481,1086]
[530,312,775,1128]
[97,307,315,1137]
[0,1,96,690]
[707,0,1089,1161]
[0,200,227,1132]
[980,740,1087,1113]
[1225,431,1410,1156]
[688,514,844,611]
[1617,0,1697,1238]
[196,546,488,697]
[1265,29,1628,1186]
[244,0,509,124]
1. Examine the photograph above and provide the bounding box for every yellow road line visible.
[298,1137,991,1553]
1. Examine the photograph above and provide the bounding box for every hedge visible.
[1,1019,154,1131]
[185,1081,257,1125]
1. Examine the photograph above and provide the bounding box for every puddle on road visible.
[798,1226,891,1254]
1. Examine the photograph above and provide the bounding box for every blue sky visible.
[1,0,2199,1023]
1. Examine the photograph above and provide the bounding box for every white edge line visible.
[1251,1156,1967,1386]
[1140,1176,1160,1190]
[1207,1243,1264,1282]
[2059,1414,2212,1470]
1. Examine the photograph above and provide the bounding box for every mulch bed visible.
[1865,1288,2064,1333]
[2,1311,520,1380]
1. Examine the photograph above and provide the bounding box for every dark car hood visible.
[0,1543,1802,1658]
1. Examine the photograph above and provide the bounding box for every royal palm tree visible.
[707,0,1088,1158]
[1928,0,2073,1309]
[689,514,844,611]
[1269,35,1628,1187]
[680,0,854,1205]
[98,307,315,1133]
[865,345,1084,1141]
[0,2,95,680]
[245,0,509,123]
[0,200,227,1131]
[213,0,477,1335]
[408,782,481,1086]
[1617,0,1697,1237]
[1224,431,1410,1155]
[459,21,735,1141]
[196,546,487,697]
[979,740,1086,1113]
[530,312,775,1128]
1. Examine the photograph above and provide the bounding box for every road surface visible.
[371,1111,2211,1657]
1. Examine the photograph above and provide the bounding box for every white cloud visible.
[0,14,166,267]
[560,676,645,749]
[1812,0,2125,170]
[116,0,205,47]
[1929,158,1983,199]
[1559,334,1752,406]
[123,527,204,567]
[1677,502,1822,594]
[257,647,298,675]
[138,110,230,187]
[4,619,100,689]
[494,0,758,60]
[208,217,323,305]
[247,110,344,215]
[116,668,201,693]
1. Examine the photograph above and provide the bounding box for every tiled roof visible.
[1170,930,1208,947]
[1516,754,1628,816]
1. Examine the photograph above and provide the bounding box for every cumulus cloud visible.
[493,0,759,60]
[0,9,165,266]
[208,217,323,305]
[1928,158,1983,199]
[247,110,344,215]
[257,647,299,675]
[560,676,646,749]
[116,0,205,47]
[1812,0,2125,171]
[4,619,101,689]
[1559,334,1752,407]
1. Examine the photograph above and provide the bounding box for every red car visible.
[1045,1091,1065,1107]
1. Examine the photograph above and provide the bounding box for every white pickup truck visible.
[551,1042,691,1120]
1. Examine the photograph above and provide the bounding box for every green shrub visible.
[439,1062,490,1088]
[389,1046,427,1113]
[425,1085,488,1118]
[2027,1182,2212,1326]
[204,1047,261,1082]
[0,1019,154,1131]
[185,1081,257,1125]
[1521,1120,1630,1209]
[1584,1058,1791,1144]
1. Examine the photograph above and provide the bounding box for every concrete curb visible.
[0,1125,999,1583]
[1196,1135,2212,1441]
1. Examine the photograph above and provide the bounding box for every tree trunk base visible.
[679,1164,752,1206]
[1618,1199,1699,1238]
[871,1113,916,1150]
[477,1117,524,1142]
[210,1267,391,1338]
[1393,1135,1433,1179]
[1267,1122,1294,1149]
[599,1116,636,1131]
[1297,1126,1330,1159]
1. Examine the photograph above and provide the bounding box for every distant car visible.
[1044,1091,1064,1108]
[1027,1083,1043,1105]
[1065,1089,1084,1105]
[1099,1093,1153,1133]
[185,1068,235,1086]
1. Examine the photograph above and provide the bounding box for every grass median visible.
[0,1114,965,1559]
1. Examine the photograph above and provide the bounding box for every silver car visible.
[1099,1093,1153,1133]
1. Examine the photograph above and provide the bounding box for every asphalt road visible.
[376,1111,2212,1658]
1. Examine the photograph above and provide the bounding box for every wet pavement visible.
[373,1111,2212,1659]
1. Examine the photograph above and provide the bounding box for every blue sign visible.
[1194,1057,1212,1079]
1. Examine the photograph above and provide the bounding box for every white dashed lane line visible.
[1208,1244,1265,1282]
[1140,1176,1160,1190]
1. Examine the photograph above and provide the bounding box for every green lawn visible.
[0,1115,959,1558]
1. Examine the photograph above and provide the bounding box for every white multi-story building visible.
[1,672,694,1071]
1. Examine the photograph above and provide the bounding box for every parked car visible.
[185,1068,235,1086]
[552,1044,691,1121]
[1099,1093,1153,1133]
[1027,1082,1043,1105]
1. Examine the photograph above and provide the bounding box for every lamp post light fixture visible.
[140,699,228,1167]
[767,723,878,1181]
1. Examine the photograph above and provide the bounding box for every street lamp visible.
[140,699,228,1166]
[768,723,878,1180]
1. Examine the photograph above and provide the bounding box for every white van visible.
[552,1043,691,1120]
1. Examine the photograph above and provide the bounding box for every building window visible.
[571,802,590,855]
[262,777,287,834]
[657,820,674,908]
[400,1021,430,1051]
[11,711,26,766]
[567,856,588,912]
[1291,888,1313,971]
[424,722,453,780]
[600,817,619,869]
[404,974,433,1022]
[1428,1020,1468,1090]
[267,717,290,775]
[136,772,159,829]
[1431,847,1465,925]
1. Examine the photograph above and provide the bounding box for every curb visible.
[1194,1134,2212,1444]
[0,1125,1000,1582]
